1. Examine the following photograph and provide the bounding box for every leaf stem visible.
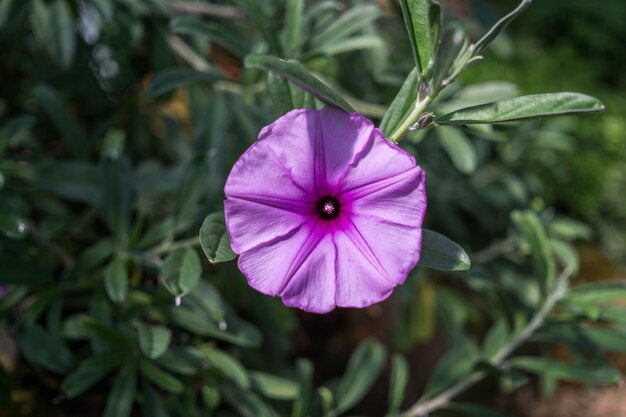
[400,268,572,417]
[388,98,431,144]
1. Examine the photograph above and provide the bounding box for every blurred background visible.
[0,0,625,416]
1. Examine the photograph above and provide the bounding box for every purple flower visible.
[224,108,426,313]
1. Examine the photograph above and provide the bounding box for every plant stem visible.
[400,268,572,417]
[388,98,431,144]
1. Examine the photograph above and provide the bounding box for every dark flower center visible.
[316,196,340,220]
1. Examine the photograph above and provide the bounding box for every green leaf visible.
[309,4,380,51]
[202,374,221,410]
[235,0,282,55]
[418,229,471,271]
[161,248,201,297]
[399,0,431,74]
[431,26,467,90]
[250,371,299,400]
[170,16,249,58]
[61,353,122,398]
[306,35,384,59]
[511,210,555,292]
[380,68,418,138]
[101,155,132,251]
[201,348,250,390]
[223,385,280,417]
[103,364,136,417]
[424,338,479,396]
[172,155,210,233]
[155,347,203,376]
[291,359,313,417]
[284,0,304,57]
[335,339,387,413]
[437,126,477,174]
[245,55,354,112]
[135,322,172,359]
[139,359,184,394]
[33,161,101,205]
[149,68,222,97]
[17,322,74,374]
[167,306,262,347]
[32,84,87,159]
[386,354,409,416]
[448,402,511,417]
[268,72,294,116]
[199,212,237,263]
[0,206,28,239]
[510,357,623,385]
[473,0,532,55]
[142,384,171,417]
[482,319,509,360]
[436,93,604,125]
[565,281,626,305]
[104,258,128,303]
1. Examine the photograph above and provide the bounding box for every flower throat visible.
[316,196,340,220]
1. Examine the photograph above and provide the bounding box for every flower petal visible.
[224,197,308,254]
[340,168,426,287]
[238,221,337,313]
[316,107,375,193]
[333,230,396,308]
[337,125,418,194]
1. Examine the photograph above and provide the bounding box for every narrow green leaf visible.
[201,348,250,390]
[284,0,304,57]
[139,359,184,394]
[245,55,354,112]
[235,0,282,55]
[103,364,136,417]
[424,338,479,396]
[482,319,509,359]
[386,354,409,416]
[167,307,262,347]
[170,16,249,58]
[291,359,313,417]
[510,357,622,385]
[172,155,210,233]
[142,384,170,417]
[565,281,626,305]
[436,93,604,125]
[104,258,128,303]
[380,68,418,138]
[431,27,468,90]
[268,72,294,116]
[149,68,222,97]
[437,126,477,174]
[202,373,221,410]
[335,339,387,413]
[511,210,555,292]
[101,155,132,251]
[161,248,201,297]
[418,229,471,271]
[399,0,431,74]
[199,212,237,263]
[17,322,74,374]
[135,322,172,359]
[473,0,532,55]
[310,5,380,50]
[251,371,299,400]
[156,347,203,376]
[306,35,384,58]
[32,84,88,159]
[61,353,122,398]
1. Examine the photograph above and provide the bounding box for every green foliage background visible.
[0,1,625,417]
